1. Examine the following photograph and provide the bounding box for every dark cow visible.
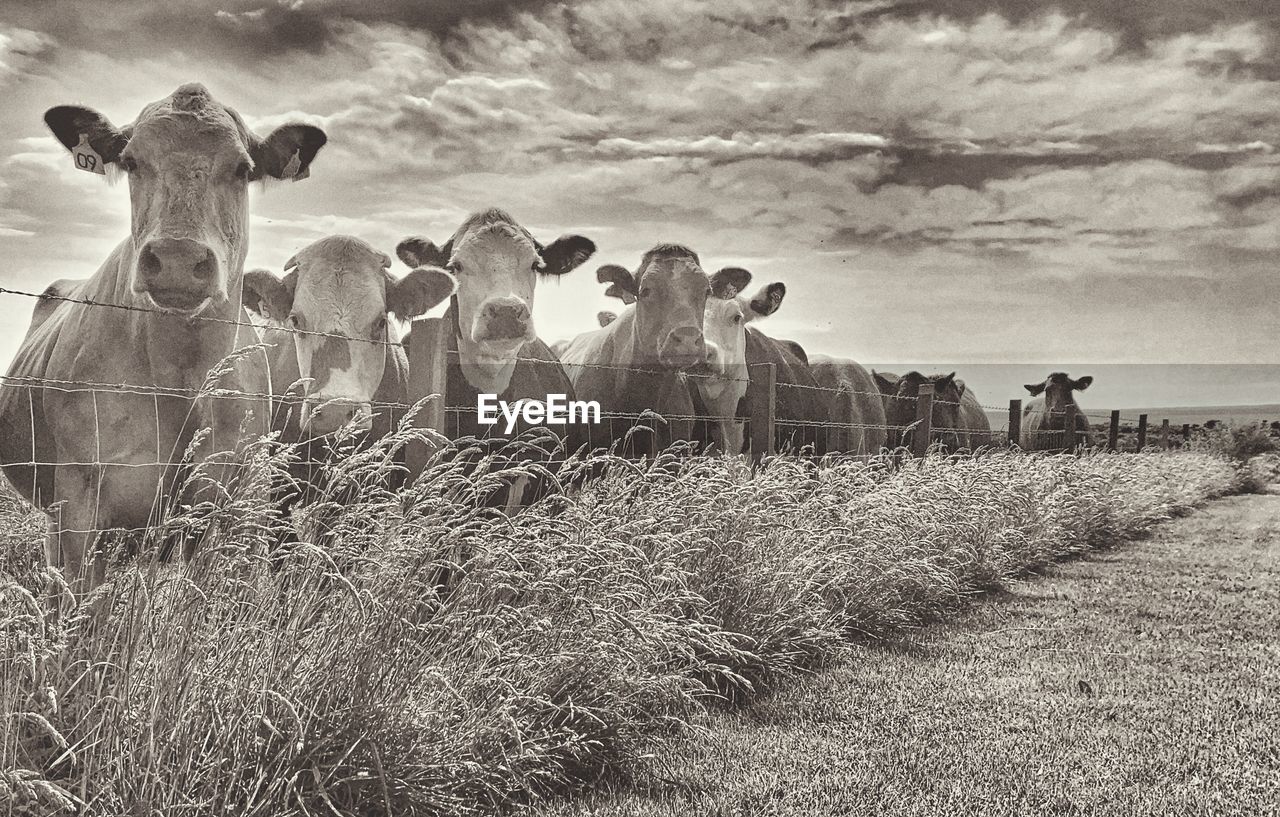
[0,83,326,590]
[396,209,595,503]
[558,245,709,454]
[873,371,992,450]
[807,355,888,455]
[1021,372,1095,451]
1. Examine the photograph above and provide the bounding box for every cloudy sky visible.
[1,0,1277,406]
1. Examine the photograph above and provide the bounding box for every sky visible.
[1,0,1278,407]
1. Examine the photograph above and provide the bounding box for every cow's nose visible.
[659,326,706,369]
[480,299,531,342]
[305,400,372,435]
[136,238,219,310]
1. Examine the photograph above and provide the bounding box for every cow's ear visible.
[45,106,129,172]
[597,264,638,304]
[396,236,450,269]
[937,371,957,393]
[1073,375,1093,391]
[387,266,457,320]
[1024,381,1046,396]
[872,370,897,395]
[710,267,752,299]
[251,124,327,181]
[597,311,617,327]
[955,379,968,399]
[242,269,295,321]
[746,282,785,321]
[539,235,595,276]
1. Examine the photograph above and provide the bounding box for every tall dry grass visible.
[0,427,1245,815]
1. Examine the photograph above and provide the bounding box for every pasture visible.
[0,435,1258,815]
[538,490,1280,817]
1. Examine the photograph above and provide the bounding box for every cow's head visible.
[702,267,785,387]
[396,209,594,379]
[45,83,326,316]
[599,244,709,370]
[243,235,456,435]
[877,370,964,433]
[1025,372,1091,428]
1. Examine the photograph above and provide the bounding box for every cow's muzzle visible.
[474,298,533,344]
[658,326,706,370]
[136,238,220,314]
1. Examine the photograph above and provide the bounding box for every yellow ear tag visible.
[72,134,106,175]
[282,150,308,181]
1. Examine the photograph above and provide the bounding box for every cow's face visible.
[44,83,326,316]
[702,267,785,382]
[243,235,456,435]
[1025,372,1092,428]
[879,371,963,430]
[599,245,710,370]
[396,209,594,370]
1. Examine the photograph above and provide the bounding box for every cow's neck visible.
[90,236,249,384]
[615,321,686,411]
[448,301,519,396]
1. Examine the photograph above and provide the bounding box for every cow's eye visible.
[638,287,651,299]
[733,314,743,324]
[532,259,547,272]
[234,160,252,180]
[287,313,302,330]
[119,155,138,173]
[373,315,388,335]
[447,261,462,275]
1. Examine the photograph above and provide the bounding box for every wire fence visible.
[0,283,1242,487]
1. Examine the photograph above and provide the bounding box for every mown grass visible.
[0,425,1248,815]
[536,491,1280,816]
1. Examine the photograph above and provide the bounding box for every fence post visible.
[1008,399,1022,448]
[1182,423,1191,445]
[747,362,776,465]
[1063,404,1078,452]
[406,316,449,479]
[912,382,934,458]
[1137,414,1148,451]
[1159,419,1170,450]
[1108,410,1120,452]
[835,386,855,454]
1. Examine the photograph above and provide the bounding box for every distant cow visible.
[1021,372,1094,451]
[558,244,709,454]
[873,371,991,450]
[808,355,888,455]
[242,235,457,442]
[0,83,326,589]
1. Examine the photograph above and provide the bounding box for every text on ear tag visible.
[283,150,308,181]
[72,134,106,175]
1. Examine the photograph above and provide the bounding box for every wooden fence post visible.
[406,316,449,479]
[835,386,855,454]
[1063,404,1078,452]
[1008,399,1022,448]
[912,381,934,458]
[1137,414,1148,451]
[747,362,776,465]
[1182,423,1191,445]
[1159,419,1171,450]
[1108,410,1120,452]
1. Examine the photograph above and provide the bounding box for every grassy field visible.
[535,491,1280,817]
[0,434,1266,815]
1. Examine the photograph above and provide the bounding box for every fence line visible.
[0,288,1246,481]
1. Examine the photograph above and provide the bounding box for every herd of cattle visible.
[0,85,1098,588]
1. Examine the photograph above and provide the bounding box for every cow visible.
[395,209,595,503]
[0,83,326,591]
[241,235,457,443]
[557,244,709,455]
[807,355,888,455]
[1021,372,1094,451]
[873,371,992,450]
